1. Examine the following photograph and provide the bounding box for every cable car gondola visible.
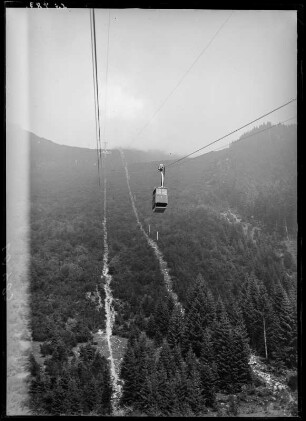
[152,164,168,213]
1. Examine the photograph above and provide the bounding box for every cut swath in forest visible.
[119,149,183,314]
[100,175,123,413]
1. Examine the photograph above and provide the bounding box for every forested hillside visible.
[24,122,298,416]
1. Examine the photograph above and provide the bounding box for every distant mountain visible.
[21,129,180,168]
[7,122,296,237]
[126,121,297,238]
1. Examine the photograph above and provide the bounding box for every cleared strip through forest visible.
[119,149,183,314]
[101,175,122,413]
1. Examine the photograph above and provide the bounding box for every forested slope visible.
[24,122,298,415]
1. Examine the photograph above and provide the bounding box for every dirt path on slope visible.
[120,150,183,314]
[100,176,123,414]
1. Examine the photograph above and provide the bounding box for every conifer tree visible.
[185,347,204,414]
[120,343,137,406]
[157,339,176,379]
[174,363,192,415]
[198,363,216,407]
[153,299,171,345]
[199,331,216,407]
[134,334,156,410]
[64,377,82,415]
[271,280,296,367]
[29,368,47,413]
[172,344,185,372]
[94,353,113,414]
[184,276,216,357]
[167,305,185,349]
[146,314,156,339]
[227,294,250,352]
[240,274,272,358]
[199,328,214,364]
[229,328,252,391]
[155,365,176,415]
[138,370,159,415]
[212,297,233,392]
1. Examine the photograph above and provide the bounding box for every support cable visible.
[108,113,296,177]
[90,8,103,178]
[129,11,234,147]
[103,9,111,144]
[90,9,102,185]
[167,98,297,169]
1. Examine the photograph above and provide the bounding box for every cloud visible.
[105,84,144,121]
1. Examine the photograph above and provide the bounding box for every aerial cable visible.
[103,9,111,143]
[129,11,234,147]
[109,113,296,178]
[167,98,297,169]
[90,9,101,186]
[90,9,103,164]
[92,9,103,158]
[200,115,297,153]
[231,115,297,145]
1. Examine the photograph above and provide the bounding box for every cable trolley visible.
[152,164,168,213]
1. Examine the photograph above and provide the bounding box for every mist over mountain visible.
[119,122,297,237]
[25,129,181,170]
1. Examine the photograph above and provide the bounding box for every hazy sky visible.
[6,8,297,155]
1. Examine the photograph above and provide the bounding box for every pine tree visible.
[185,348,205,414]
[271,281,296,368]
[167,305,185,349]
[134,334,156,411]
[29,353,41,377]
[94,353,113,415]
[229,328,252,392]
[174,363,192,415]
[78,343,96,364]
[211,298,233,392]
[172,344,185,372]
[138,370,159,415]
[81,378,98,413]
[184,276,216,357]
[227,294,250,352]
[64,377,82,415]
[29,369,47,413]
[240,274,272,358]
[199,331,216,407]
[198,363,216,408]
[157,339,176,379]
[199,328,214,365]
[146,314,156,339]
[155,364,176,415]
[120,342,137,406]
[153,299,171,345]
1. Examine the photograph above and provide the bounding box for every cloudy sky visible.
[6,8,297,155]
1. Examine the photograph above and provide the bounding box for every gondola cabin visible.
[152,187,168,213]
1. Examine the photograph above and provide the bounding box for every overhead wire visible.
[106,112,297,177]
[103,9,111,145]
[93,113,297,213]
[158,113,297,217]
[92,9,103,158]
[89,10,296,186]
[167,98,297,169]
[128,10,234,147]
[90,8,104,186]
[196,115,297,153]
[230,115,297,145]
[90,8,101,186]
